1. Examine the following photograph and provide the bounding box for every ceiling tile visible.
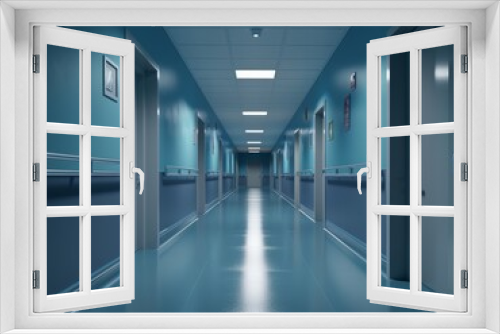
[166,27,228,45]
[277,58,326,70]
[281,45,336,59]
[231,45,281,59]
[193,69,235,80]
[233,59,279,69]
[284,27,348,46]
[164,27,349,151]
[177,45,231,59]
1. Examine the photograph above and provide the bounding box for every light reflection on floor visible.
[84,188,414,312]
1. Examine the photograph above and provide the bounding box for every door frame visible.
[294,129,301,206]
[218,138,223,200]
[314,106,326,223]
[197,117,206,215]
[5,3,495,332]
[133,42,159,250]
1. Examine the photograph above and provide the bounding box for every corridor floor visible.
[87,188,413,313]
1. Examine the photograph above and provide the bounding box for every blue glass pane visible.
[47,45,80,124]
[421,45,454,124]
[381,136,410,205]
[380,52,410,127]
[421,217,454,295]
[381,215,410,290]
[91,136,120,206]
[47,133,79,206]
[421,133,454,206]
[91,216,120,290]
[91,52,121,127]
[47,217,80,295]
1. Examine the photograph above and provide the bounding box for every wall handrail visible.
[297,169,314,176]
[47,152,120,176]
[205,171,220,177]
[163,165,199,177]
[323,162,367,176]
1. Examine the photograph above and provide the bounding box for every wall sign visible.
[350,72,357,91]
[103,56,118,102]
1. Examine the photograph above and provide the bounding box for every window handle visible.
[357,162,371,195]
[129,162,145,195]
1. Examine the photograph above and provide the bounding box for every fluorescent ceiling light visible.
[242,111,268,116]
[247,141,262,144]
[248,147,261,150]
[245,130,264,134]
[236,70,275,79]
[248,149,260,154]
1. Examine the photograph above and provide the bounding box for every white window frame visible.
[33,26,136,313]
[1,1,498,333]
[366,26,467,312]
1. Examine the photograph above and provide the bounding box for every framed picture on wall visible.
[103,56,119,102]
[344,93,351,131]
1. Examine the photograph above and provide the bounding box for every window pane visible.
[47,133,80,206]
[421,45,454,124]
[91,216,121,290]
[381,136,410,205]
[47,45,80,124]
[421,133,454,206]
[380,52,410,127]
[381,215,410,290]
[421,217,454,295]
[47,217,80,295]
[91,52,121,127]
[91,136,120,206]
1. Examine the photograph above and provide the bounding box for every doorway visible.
[197,117,206,215]
[247,158,262,188]
[314,107,325,223]
[294,130,301,206]
[134,47,159,250]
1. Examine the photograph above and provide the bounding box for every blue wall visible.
[273,27,392,170]
[272,27,393,255]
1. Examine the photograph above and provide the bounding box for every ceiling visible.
[164,27,349,152]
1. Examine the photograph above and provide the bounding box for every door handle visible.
[129,162,145,195]
[357,162,371,195]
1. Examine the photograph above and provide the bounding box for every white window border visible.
[1,1,498,333]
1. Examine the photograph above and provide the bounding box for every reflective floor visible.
[86,188,414,312]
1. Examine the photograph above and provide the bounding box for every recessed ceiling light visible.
[242,111,268,116]
[248,147,261,150]
[236,70,275,79]
[247,141,262,144]
[245,130,264,133]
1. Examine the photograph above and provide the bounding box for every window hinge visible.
[461,162,468,182]
[33,54,40,73]
[33,270,40,289]
[461,270,468,289]
[33,163,40,182]
[461,54,468,73]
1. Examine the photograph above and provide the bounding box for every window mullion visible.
[409,48,419,294]
[82,48,92,294]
